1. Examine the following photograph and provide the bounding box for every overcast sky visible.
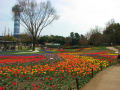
[0,0,120,36]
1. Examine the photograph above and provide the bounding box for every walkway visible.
[81,65,120,90]
[106,47,118,53]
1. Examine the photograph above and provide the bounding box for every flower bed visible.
[0,55,46,63]
[0,52,118,89]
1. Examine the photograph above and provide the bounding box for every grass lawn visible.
[81,46,115,54]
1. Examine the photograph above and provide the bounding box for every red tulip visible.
[0,87,4,90]
[45,77,48,80]
[37,85,40,88]
[61,76,64,79]
[27,77,30,80]
[50,77,53,80]
[13,82,17,86]
[7,76,10,79]
[34,87,38,90]
[22,75,24,78]
[32,84,36,87]
[52,85,55,88]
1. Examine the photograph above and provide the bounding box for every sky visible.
[0,0,120,36]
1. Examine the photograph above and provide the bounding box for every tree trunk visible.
[32,41,35,51]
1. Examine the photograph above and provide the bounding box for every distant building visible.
[45,43,60,46]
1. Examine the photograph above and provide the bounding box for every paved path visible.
[106,47,118,53]
[81,65,120,90]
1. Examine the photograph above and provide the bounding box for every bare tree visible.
[86,26,103,46]
[86,26,102,40]
[16,0,58,51]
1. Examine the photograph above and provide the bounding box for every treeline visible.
[37,33,88,46]
[38,20,120,46]
[2,19,120,47]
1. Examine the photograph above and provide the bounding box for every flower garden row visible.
[0,51,118,90]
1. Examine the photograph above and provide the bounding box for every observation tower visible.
[12,5,22,38]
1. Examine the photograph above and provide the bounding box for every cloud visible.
[43,0,120,35]
[0,0,16,35]
[58,0,119,24]
[1,0,120,36]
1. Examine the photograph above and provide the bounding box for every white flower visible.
[50,58,53,60]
